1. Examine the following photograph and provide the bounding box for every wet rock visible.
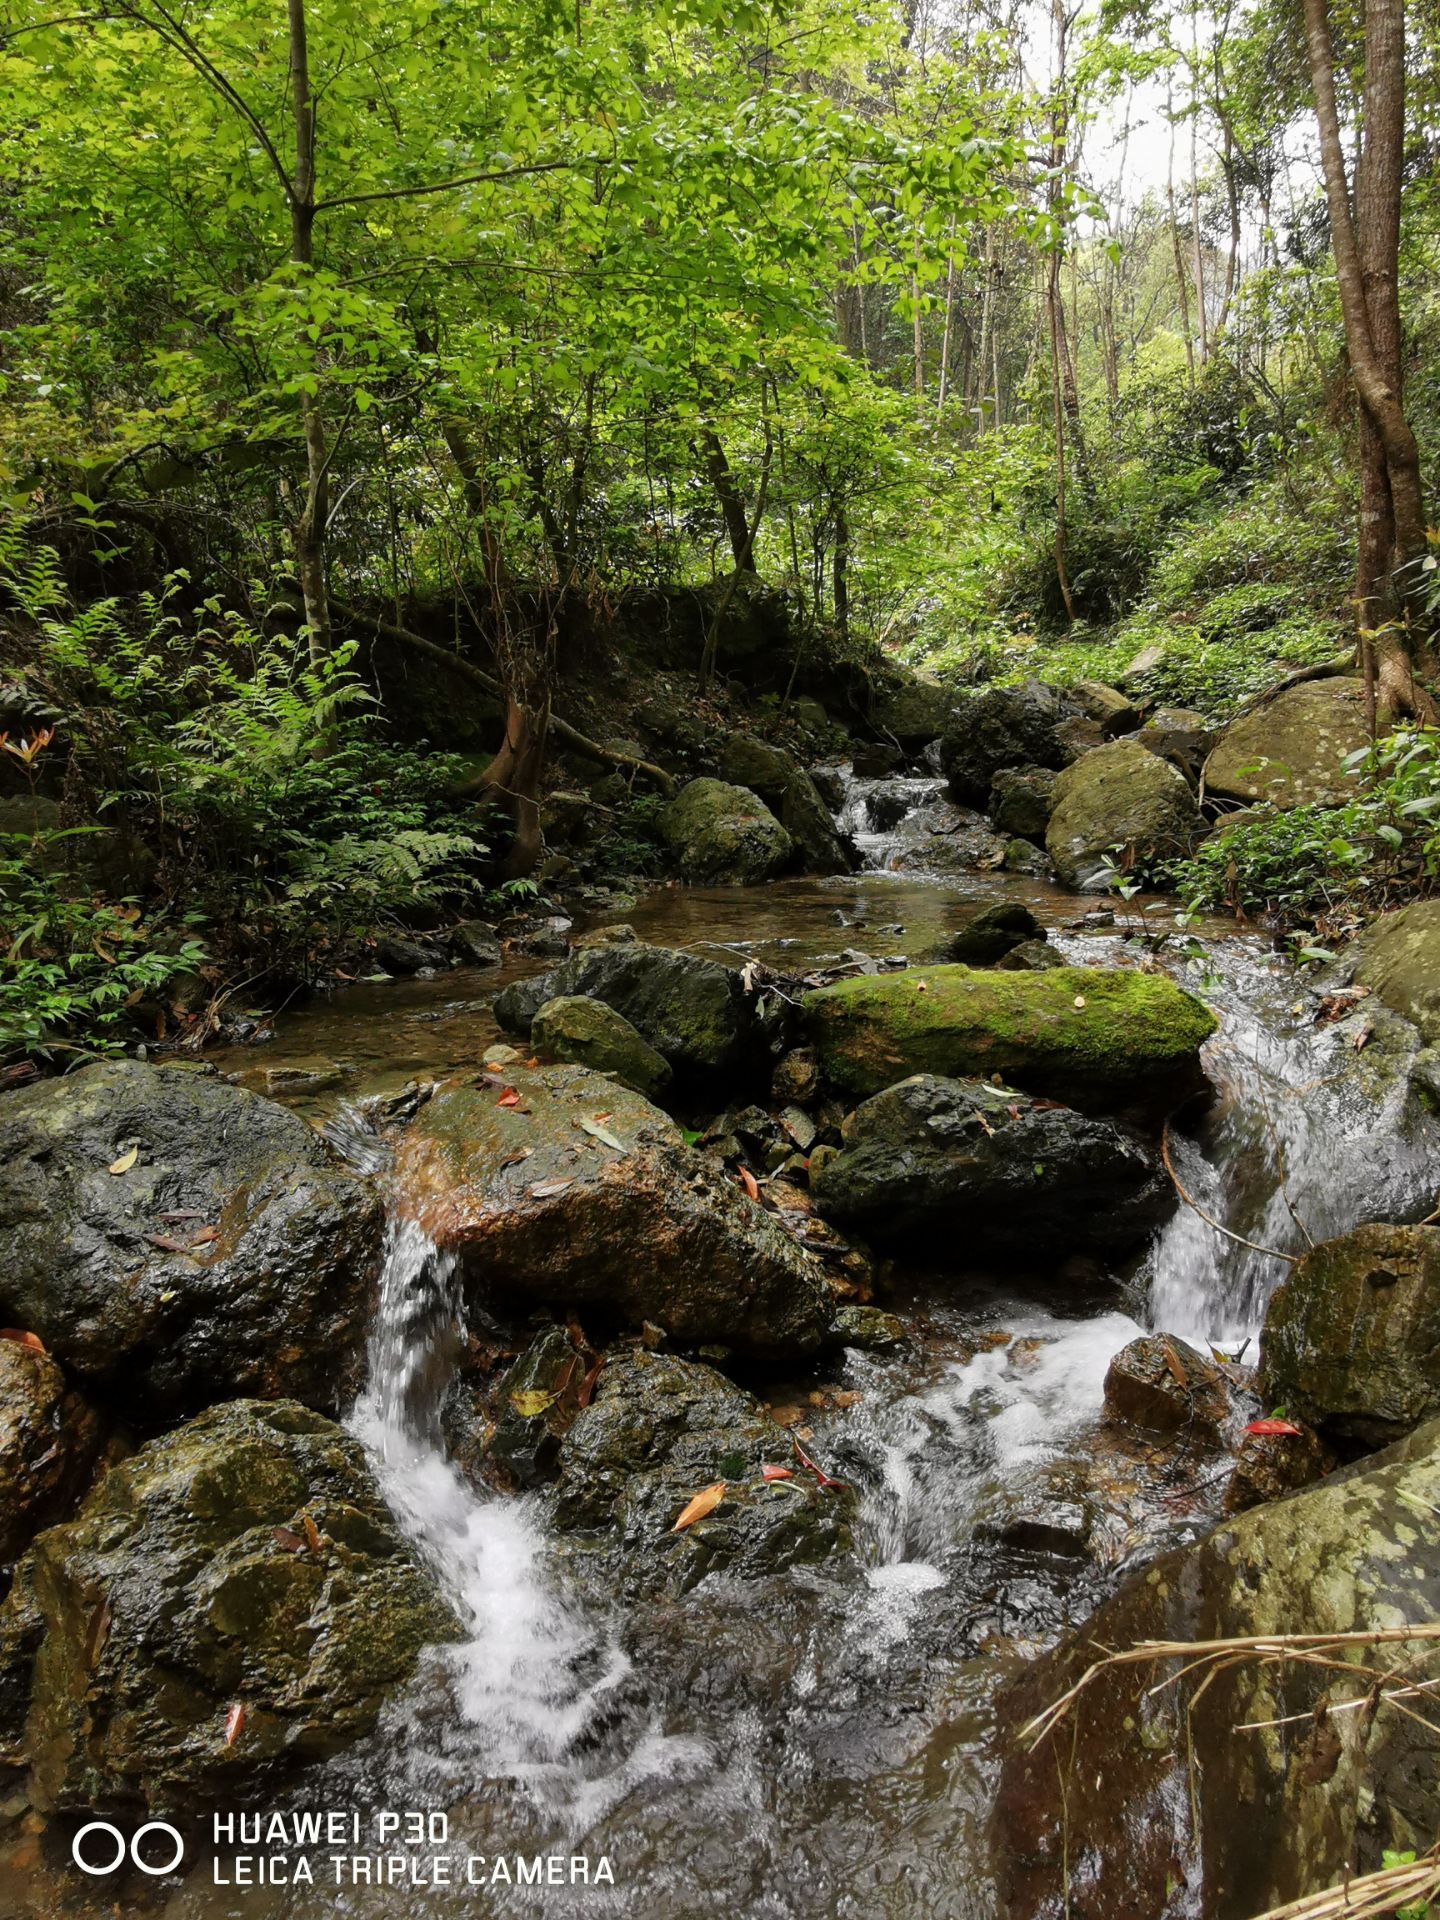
[832,1304,908,1351]
[572,921,638,951]
[548,1351,854,1600]
[1102,1334,1235,1445]
[993,1418,1440,1920]
[852,742,903,778]
[484,1324,587,1489]
[1205,677,1370,808]
[870,676,955,749]
[772,1048,821,1105]
[808,766,847,811]
[530,994,673,1100]
[1045,739,1202,890]
[1135,706,1217,785]
[1353,901,1440,1046]
[0,1344,105,1567]
[1224,1417,1336,1514]
[996,938,1066,972]
[889,805,1009,875]
[716,734,793,794]
[923,900,1044,966]
[373,934,447,975]
[802,963,1215,1110]
[1003,836,1052,876]
[657,778,792,883]
[494,943,789,1092]
[716,737,855,875]
[444,919,503,968]
[1260,1223,1440,1447]
[0,1062,382,1423]
[810,1075,1170,1257]
[5,1398,459,1811]
[400,1066,834,1355]
[1072,680,1140,737]
[988,766,1059,842]
[940,681,1078,805]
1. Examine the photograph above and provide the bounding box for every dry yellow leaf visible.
[671,1482,725,1532]
[107,1146,139,1176]
[509,1389,557,1418]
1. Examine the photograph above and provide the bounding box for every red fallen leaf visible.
[576,1352,606,1409]
[224,1703,246,1747]
[672,1482,726,1531]
[188,1225,219,1247]
[791,1433,847,1491]
[0,1328,46,1354]
[496,1088,523,1109]
[1246,1418,1303,1437]
[738,1167,760,1202]
[272,1526,306,1554]
[145,1234,190,1253]
[761,1464,795,1482]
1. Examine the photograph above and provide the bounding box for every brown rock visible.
[1102,1334,1235,1445]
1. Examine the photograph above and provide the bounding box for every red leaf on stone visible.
[224,1703,246,1747]
[761,1464,795,1482]
[0,1328,45,1353]
[496,1088,522,1108]
[738,1167,760,1202]
[1246,1418,1302,1437]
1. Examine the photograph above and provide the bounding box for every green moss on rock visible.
[1354,900,1440,1046]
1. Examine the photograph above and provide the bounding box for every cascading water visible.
[829,764,953,870]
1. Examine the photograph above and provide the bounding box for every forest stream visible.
[11,767,1430,1920]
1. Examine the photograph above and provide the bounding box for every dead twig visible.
[1160,1123,1300,1265]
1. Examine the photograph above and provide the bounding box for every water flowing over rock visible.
[1045,738,1202,889]
[0,1061,382,1422]
[494,942,789,1092]
[802,963,1216,1109]
[548,1350,855,1600]
[657,777,793,882]
[1204,677,1370,808]
[3,1398,459,1811]
[940,682,1080,805]
[397,1064,835,1354]
[530,993,673,1098]
[1353,900,1440,1045]
[993,1419,1440,1920]
[810,1075,1171,1257]
[1259,1222,1440,1446]
[0,1343,105,1566]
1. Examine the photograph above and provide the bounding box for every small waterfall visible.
[829,764,952,870]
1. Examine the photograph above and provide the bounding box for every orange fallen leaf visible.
[761,1464,795,1483]
[224,1703,246,1747]
[738,1167,760,1202]
[272,1526,306,1554]
[1246,1418,1303,1437]
[0,1328,45,1353]
[496,1088,522,1109]
[672,1482,726,1531]
[300,1512,323,1556]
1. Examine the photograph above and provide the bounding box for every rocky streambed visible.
[3,738,1440,1920]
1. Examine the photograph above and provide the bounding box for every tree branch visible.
[314,158,574,213]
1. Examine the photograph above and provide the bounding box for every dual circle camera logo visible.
[71,1820,186,1876]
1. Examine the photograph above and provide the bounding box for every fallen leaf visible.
[224,1703,246,1748]
[496,1088,523,1109]
[831,1390,861,1409]
[85,1597,112,1668]
[188,1225,218,1247]
[108,1145,139,1175]
[530,1178,573,1198]
[1073,994,1086,1009]
[1161,1340,1189,1387]
[792,1433,846,1490]
[579,1116,628,1154]
[272,1526,306,1554]
[145,1234,191,1253]
[0,1328,45,1353]
[499,1147,533,1169]
[300,1512,323,1556]
[672,1482,726,1531]
[738,1166,761,1202]
[761,1464,795,1482]
[576,1353,606,1408]
[509,1388,557,1418]
[1246,1418,1303,1437]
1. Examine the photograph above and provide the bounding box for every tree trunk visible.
[1167,75,1196,386]
[286,0,332,663]
[833,500,850,642]
[697,428,756,572]
[1302,0,1433,716]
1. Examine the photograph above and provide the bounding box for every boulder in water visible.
[1353,900,1440,1046]
[810,1075,1170,1257]
[1045,738,1202,890]
[715,735,857,873]
[987,766,1058,842]
[1101,1334,1237,1445]
[869,675,955,749]
[922,900,1045,966]
[0,1343,105,1566]
[548,1351,854,1599]
[531,994,673,1099]
[5,1398,459,1810]
[657,777,792,883]
[493,943,790,1092]
[1204,677,1370,808]
[399,1065,835,1355]
[996,938,1066,972]
[1259,1222,1440,1446]
[0,1062,382,1423]
[940,682,1078,805]
[802,963,1215,1111]
[993,1418,1440,1920]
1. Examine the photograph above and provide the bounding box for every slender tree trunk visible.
[912,272,925,399]
[976,228,997,432]
[937,221,958,414]
[1167,76,1196,386]
[1302,0,1433,715]
[286,0,331,662]
[1188,19,1209,364]
[832,500,850,642]
[697,428,756,571]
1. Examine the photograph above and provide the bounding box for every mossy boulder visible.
[1045,739,1202,890]
[547,1351,854,1600]
[941,681,1078,805]
[398,1065,833,1355]
[715,738,854,874]
[1204,677,1370,807]
[802,964,1216,1111]
[870,675,955,749]
[4,1399,459,1811]
[1260,1223,1440,1446]
[657,777,792,883]
[494,942,789,1092]
[531,994,673,1099]
[0,1344,105,1568]
[1353,901,1440,1045]
[1072,679,1140,736]
[993,1418,1440,1920]
[809,1075,1170,1256]
[988,766,1059,843]
[0,1061,382,1424]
